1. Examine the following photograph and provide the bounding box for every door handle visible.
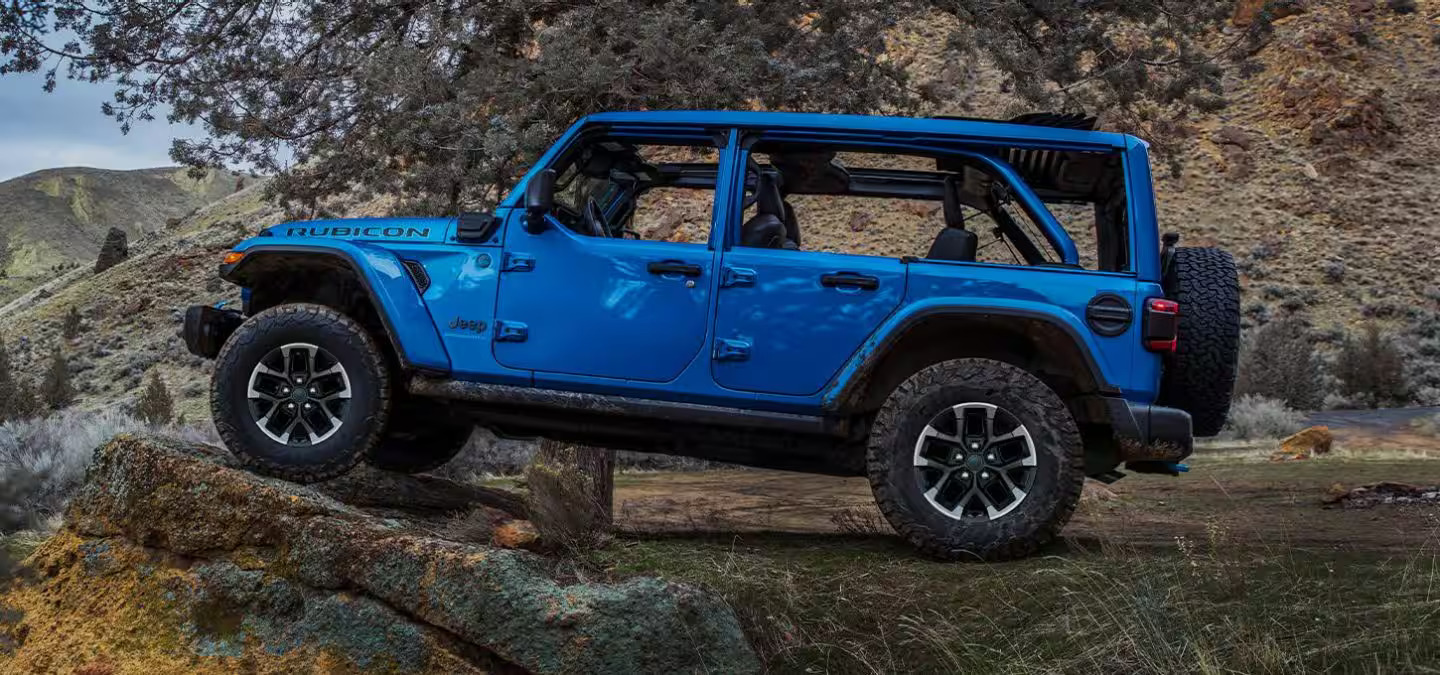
[648,261,703,277]
[820,273,880,290]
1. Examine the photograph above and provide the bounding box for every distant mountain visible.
[0,166,250,304]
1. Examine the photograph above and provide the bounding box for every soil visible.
[611,454,1440,554]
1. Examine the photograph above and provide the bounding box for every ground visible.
[598,449,1440,673]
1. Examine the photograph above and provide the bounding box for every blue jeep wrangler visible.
[184,111,1240,560]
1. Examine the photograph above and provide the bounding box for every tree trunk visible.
[536,439,614,526]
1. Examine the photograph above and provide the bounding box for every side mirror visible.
[523,169,556,234]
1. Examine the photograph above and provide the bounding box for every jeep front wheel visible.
[211,303,391,483]
[866,359,1083,561]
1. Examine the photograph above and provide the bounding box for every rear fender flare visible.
[822,299,1119,412]
[221,240,451,372]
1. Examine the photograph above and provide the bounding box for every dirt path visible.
[1306,406,1440,452]
[612,456,1440,553]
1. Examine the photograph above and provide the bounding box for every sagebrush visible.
[1222,395,1304,440]
[0,409,216,533]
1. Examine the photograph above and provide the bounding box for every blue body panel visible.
[711,248,906,396]
[230,111,1167,417]
[492,214,717,382]
[233,236,453,371]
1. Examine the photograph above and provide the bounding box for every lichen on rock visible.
[0,434,759,674]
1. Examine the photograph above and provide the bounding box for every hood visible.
[263,217,453,243]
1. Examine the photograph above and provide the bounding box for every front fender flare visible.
[221,239,451,373]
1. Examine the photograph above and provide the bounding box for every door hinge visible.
[713,338,752,361]
[494,320,529,342]
[502,252,535,272]
[720,266,756,288]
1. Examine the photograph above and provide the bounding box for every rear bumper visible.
[1102,398,1194,468]
[182,305,244,359]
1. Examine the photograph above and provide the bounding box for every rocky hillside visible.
[0,434,756,673]
[0,166,249,305]
[0,0,1435,420]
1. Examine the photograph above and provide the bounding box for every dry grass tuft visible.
[524,458,611,555]
[828,507,891,536]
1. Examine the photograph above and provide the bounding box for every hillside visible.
[0,166,249,304]
[0,0,1434,420]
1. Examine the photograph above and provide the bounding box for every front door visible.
[492,134,727,383]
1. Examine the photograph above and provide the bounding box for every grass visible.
[602,528,1440,673]
[597,455,1440,673]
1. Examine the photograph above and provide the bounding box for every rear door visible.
[711,247,905,396]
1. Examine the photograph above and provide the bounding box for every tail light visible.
[1144,298,1179,353]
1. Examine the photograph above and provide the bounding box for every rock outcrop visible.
[0,435,758,674]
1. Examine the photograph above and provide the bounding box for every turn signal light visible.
[221,251,245,265]
[1144,297,1179,353]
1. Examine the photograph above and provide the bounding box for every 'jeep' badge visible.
[449,317,487,334]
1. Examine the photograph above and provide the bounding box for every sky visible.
[0,72,201,182]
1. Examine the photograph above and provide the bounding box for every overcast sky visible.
[0,72,201,182]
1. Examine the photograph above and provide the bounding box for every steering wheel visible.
[583,197,608,238]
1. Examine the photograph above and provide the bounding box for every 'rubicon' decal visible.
[285,225,432,239]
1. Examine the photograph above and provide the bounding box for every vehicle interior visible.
[548,135,1131,273]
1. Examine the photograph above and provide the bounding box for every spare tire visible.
[1156,247,1241,437]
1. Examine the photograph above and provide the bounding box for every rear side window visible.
[734,144,1131,272]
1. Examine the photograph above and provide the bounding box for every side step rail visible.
[407,376,847,437]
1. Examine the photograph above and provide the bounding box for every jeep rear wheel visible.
[366,403,473,474]
[866,358,1083,561]
[1157,247,1242,437]
[212,303,390,483]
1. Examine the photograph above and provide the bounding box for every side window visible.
[630,187,713,244]
[733,143,1131,272]
[549,140,717,245]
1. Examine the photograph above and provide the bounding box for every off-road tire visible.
[366,403,473,474]
[866,358,1084,561]
[1157,247,1241,437]
[212,303,390,483]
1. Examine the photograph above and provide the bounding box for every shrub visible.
[1221,395,1305,440]
[0,409,216,533]
[39,347,75,411]
[134,370,174,425]
[60,306,82,340]
[1323,260,1346,284]
[1333,323,1409,408]
[1233,317,1326,410]
[1402,303,1440,405]
[1412,414,1440,438]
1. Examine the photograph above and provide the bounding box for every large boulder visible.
[0,435,758,674]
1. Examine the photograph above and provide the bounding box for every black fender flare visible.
[221,243,451,373]
[823,306,1119,413]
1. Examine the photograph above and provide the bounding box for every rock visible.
[1270,425,1334,461]
[1323,481,1440,508]
[3,435,757,674]
[1234,0,1307,26]
[1080,481,1120,504]
[1212,126,1255,151]
[94,227,130,274]
[849,211,874,232]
